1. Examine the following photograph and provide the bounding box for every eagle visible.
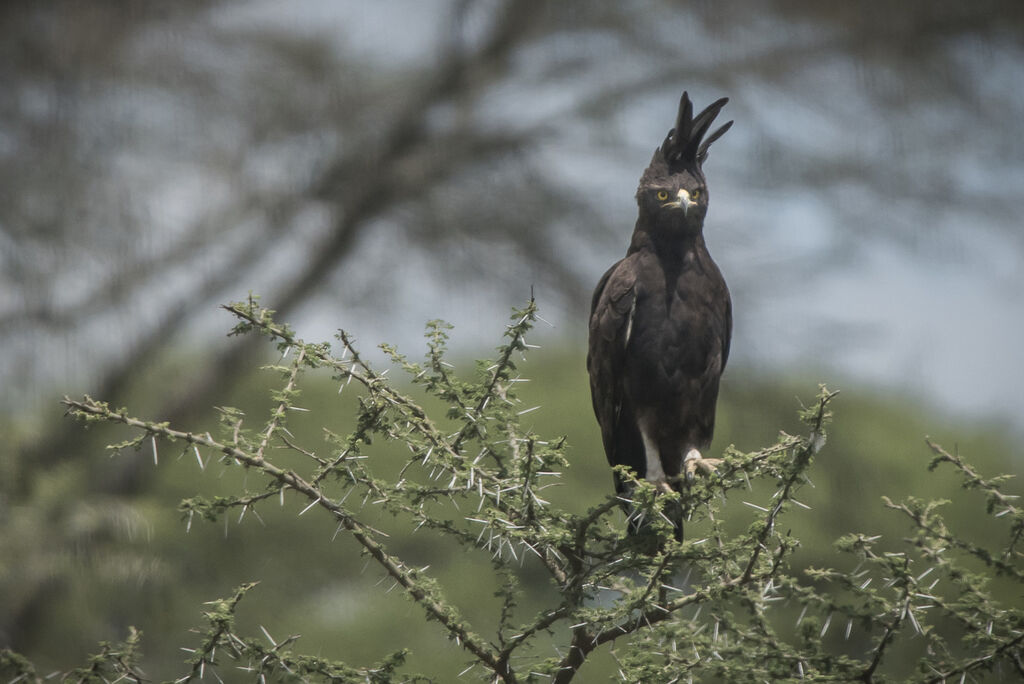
[587,92,733,539]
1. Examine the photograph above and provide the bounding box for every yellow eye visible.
[691,189,702,200]
[656,190,669,201]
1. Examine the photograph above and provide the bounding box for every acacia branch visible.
[60,396,507,680]
[255,346,306,462]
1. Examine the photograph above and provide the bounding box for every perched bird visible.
[587,92,733,539]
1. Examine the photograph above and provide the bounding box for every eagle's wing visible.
[721,290,733,371]
[587,257,645,494]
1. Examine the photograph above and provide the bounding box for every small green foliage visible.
[170,582,419,683]
[0,648,39,682]
[23,299,1023,682]
[64,626,145,684]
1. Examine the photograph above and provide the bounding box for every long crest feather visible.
[698,120,733,164]
[660,92,732,172]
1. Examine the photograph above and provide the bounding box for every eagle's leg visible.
[684,448,722,482]
[640,428,675,494]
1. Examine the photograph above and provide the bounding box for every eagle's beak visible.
[676,188,695,216]
[661,189,696,215]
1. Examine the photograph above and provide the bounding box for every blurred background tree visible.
[2,0,1023,677]
[4,0,1023,429]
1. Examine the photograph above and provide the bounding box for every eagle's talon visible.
[684,450,721,482]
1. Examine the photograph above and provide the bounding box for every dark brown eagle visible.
[587,92,733,539]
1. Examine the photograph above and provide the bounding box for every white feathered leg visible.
[640,427,674,494]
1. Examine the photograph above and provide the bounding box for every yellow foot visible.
[684,448,721,482]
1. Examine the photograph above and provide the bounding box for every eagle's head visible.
[636,92,732,235]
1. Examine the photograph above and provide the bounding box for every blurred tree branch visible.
[4,0,1023,428]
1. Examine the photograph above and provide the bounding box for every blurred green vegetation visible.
[2,341,1020,681]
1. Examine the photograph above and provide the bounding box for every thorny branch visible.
[41,302,1024,683]
[63,393,506,679]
